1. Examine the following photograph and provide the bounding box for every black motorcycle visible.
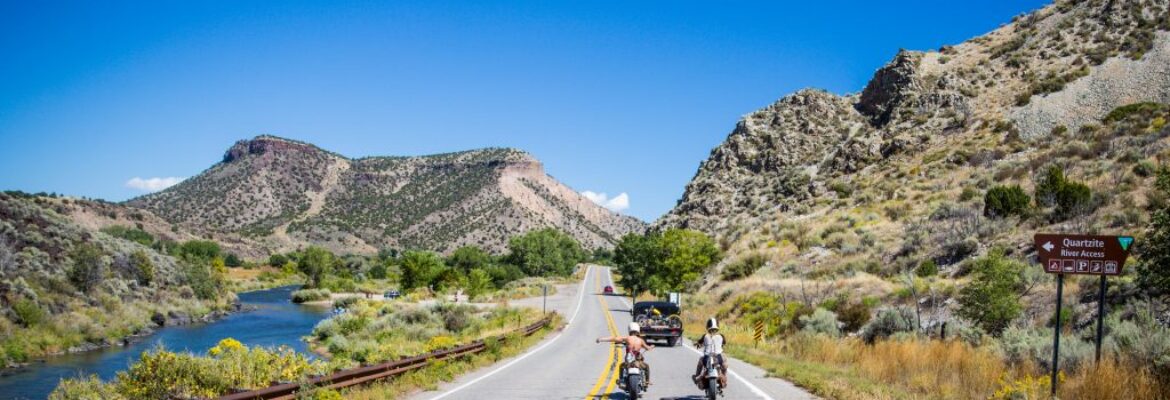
[615,343,648,399]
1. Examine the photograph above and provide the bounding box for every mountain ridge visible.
[128,135,645,255]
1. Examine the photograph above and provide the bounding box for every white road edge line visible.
[426,265,593,400]
[604,268,775,400]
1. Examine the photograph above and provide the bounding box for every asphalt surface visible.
[408,265,816,400]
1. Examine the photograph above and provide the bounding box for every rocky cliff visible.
[658,0,1170,246]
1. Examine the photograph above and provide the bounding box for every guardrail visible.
[216,316,553,400]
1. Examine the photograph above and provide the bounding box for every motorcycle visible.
[615,343,647,399]
[699,354,723,400]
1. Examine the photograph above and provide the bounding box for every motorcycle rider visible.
[692,317,728,389]
[596,322,654,386]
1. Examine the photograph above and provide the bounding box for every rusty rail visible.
[216,316,553,400]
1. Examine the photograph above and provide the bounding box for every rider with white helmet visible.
[597,321,655,386]
[693,317,728,389]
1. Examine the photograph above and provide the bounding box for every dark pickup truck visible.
[632,301,683,346]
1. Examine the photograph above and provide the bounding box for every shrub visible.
[11,298,45,327]
[799,308,841,337]
[722,253,767,281]
[916,259,939,277]
[834,300,873,333]
[1139,168,1170,294]
[861,307,916,343]
[291,288,332,303]
[984,185,1031,218]
[1054,180,1093,220]
[1034,165,1066,207]
[956,250,1024,336]
[268,253,288,267]
[1134,161,1156,178]
[100,225,154,246]
[129,250,155,286]
[49,374,124,400]
[68,243,106,293]
[959,187,980,202]
[368,262,388,280]
[177,240,221,260]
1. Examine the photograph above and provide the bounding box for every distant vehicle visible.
[632,301,683,346]
[603,285,614,294]
[383,290,401,299]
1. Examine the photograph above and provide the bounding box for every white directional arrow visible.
[1042,241,1055,252]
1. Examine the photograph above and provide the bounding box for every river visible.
[0,285,330,400]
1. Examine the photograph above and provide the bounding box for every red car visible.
[603,285,614,294]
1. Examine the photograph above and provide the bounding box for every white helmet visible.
[706,318,719,331]
[628,322,641,334]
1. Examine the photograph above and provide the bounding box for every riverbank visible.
[1,285,330,400]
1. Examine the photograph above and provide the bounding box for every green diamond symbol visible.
[1119,236,1134,251]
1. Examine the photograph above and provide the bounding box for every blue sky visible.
[0,0,1049,221]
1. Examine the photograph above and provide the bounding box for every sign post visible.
[753,321,764,347]
[1034,233,1134,396]
[542,285,548,315]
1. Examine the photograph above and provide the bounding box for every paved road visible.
[407,265,815,400]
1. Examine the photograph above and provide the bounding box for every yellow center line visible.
[598,283,621,400]
[584,269,620,399]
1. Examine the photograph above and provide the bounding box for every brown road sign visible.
[1034,234,1134,276]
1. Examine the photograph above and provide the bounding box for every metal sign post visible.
[1034,233,1134,396]
[1051,273,1063,397]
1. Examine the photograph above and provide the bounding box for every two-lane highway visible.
[409,266,815,400]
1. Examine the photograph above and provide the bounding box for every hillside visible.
[0,192,237,366]
[659,0,1170,277]
[128,136,645,255]
[652,1,1170,397]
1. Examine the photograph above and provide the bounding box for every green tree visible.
[1034,165,1066,207]
[983,185,1031,218]
[1054,180,1092,220]
[224,253,243,268]
[466,269,494,299]
[268,253,288,267]
[130,250,156,286]
[956,249,1025,336]
[613,232,663,299]
[1139,168,1170,295]
[178,240,221,260]
[368,262,388,280]
[447,246,491,273]
[400,251,443,290]
[655,229,721,293]
[68,243,106,293]
[506,228,585,277]
[298,247,336,288]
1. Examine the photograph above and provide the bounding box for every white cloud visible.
[125,177,185,192]
[581,190,630,213]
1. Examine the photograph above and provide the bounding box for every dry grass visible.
[716,326,1167,400]
[338,314,560,399]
